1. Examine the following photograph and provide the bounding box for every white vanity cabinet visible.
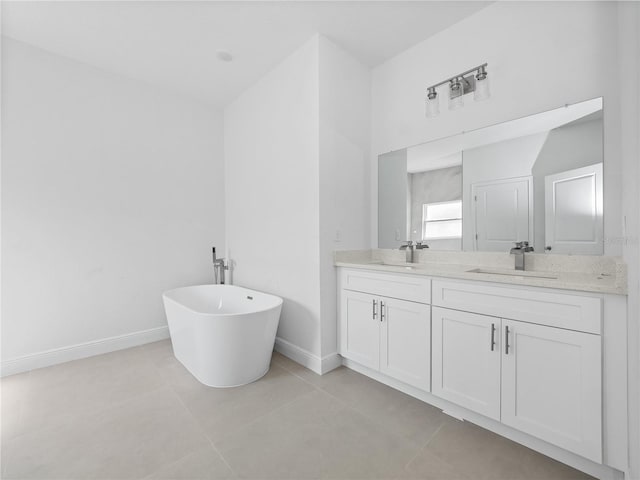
[431,279,603,463]
[336,265,627,477]
[339,269,431,390]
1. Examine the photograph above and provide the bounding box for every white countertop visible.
[334,250,627,295]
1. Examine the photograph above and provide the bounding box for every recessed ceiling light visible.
[216,50,233,62]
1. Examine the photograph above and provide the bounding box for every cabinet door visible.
[380,297,430,391]
[501,320,602,462]
[432,307,501,420]
[340,290,380,370]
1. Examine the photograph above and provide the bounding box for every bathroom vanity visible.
[335,250,628,480]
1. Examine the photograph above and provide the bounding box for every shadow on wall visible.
[275,298,319,355]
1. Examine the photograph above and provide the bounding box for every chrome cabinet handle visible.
[491,323,496,351]
[372,299,378,320]
[505,326,510,355]
[380,301,385,322]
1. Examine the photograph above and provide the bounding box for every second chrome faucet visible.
[510,241,534,271]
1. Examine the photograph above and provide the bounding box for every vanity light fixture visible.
[425,63,489,117]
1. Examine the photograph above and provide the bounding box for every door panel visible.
[501,319,602,462]
[544,163,603,254]
[340,290,380,370]
[473,177,533,252]
[380,298,430,391]
[432,307,501,420]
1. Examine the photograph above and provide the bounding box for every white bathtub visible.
[162,285,283,387]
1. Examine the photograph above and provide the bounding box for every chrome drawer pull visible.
[505,326,510,355]
[490,323,496,351]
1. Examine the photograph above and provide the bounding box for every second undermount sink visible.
[466,268,558,280]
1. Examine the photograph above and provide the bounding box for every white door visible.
[501,319,602,462]
[380,297,430,391]
[472,177,533,252]
[432,307,501,420]
[544,163,603,255]
[340,290,380,370]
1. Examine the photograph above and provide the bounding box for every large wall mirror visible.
[378,97,604,255]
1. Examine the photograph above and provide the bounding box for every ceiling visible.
[1,1,491,108]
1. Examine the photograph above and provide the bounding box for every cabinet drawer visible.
[432,280,601,334]
[340,269,431,304]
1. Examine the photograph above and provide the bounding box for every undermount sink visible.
[370,261,421,270]
[466,268,558,280]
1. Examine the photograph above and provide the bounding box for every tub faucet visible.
[212,247,229,285]
[510,241,534,271]
[399,241,414,263]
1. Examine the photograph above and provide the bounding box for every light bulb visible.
[474,67,490,101]
[425,88,439,117]
[449,79,464,110]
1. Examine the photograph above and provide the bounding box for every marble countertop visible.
[334,250,627,295]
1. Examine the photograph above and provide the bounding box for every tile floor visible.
[1,340,594,479]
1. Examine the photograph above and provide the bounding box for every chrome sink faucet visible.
[212,247,229,284]
[399,241,414,262]
[399,241,429,263]
[510,241,534,271]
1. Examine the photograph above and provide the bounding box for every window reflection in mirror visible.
[378,97,604,255]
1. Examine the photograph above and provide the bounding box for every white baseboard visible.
[1,326,170,377]
[320,351,342,374]
[273,337,341,375]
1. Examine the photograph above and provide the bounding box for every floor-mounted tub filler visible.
[163,285,283,387]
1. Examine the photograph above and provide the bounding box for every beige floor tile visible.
[2,346,599,480]
[174,364,315,443]
[145,445,236,480]
[401,447,471,480]
[300,365,448,447]
[423,420,594,480]
[17,347,167,437]
[1,372,31,443]
[134,339,176,369]
[3,387,210,479]
[514,449,596,480]
[216,389,419,480]
[423,420,530,480]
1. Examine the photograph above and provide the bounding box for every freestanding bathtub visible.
[162,285,283,387]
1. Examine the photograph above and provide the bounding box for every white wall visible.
[224,37,322,357]
[318,36,371,358]
[225,35,370,365]
[1,38,225,367]
[618,2,640,478]
[371,2,622,257]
